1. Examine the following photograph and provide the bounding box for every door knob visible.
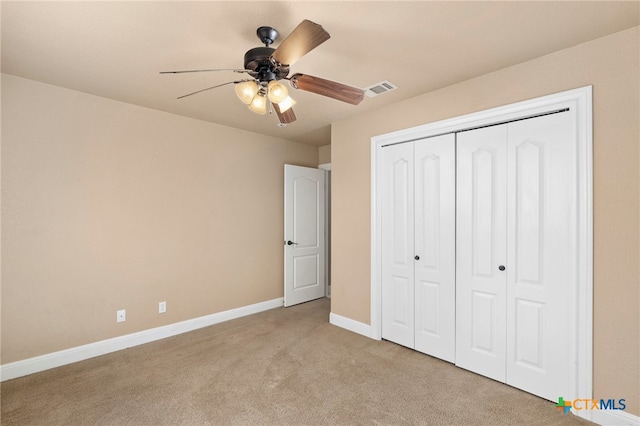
[286,240,298,246]
[498,265,506,271]
[414,255,420,260]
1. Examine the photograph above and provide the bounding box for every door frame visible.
[318,163,332,298]
[370,86,592,416]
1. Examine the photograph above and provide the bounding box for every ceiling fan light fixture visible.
[163,20,365,126]
[276,96,296,113]
[267,80,289,104]
[235,80,259,104]
[248,91,268,115]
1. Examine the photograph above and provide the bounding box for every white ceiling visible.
[2,1,638,146]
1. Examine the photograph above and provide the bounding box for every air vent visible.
[365,80,398,97]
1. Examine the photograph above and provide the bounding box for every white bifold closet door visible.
[455,124,508,381]
[381,133,456,363]
[456,111,574,401]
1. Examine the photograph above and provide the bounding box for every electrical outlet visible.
[116,309,126,323]
[158,301,166,314]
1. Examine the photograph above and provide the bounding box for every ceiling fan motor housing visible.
[243,47,289,82]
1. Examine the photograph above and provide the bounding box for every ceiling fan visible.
[160,20,365,126]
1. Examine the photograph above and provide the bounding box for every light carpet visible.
[1,298,594,425]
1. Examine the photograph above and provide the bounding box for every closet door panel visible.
[414,133,456,362]
[381,142,415,348]
[456,125,508,382]
[506,112,573,401]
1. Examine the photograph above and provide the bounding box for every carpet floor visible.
[1,298,594,425]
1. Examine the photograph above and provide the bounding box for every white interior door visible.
[284,165,325,307]
[414,134,456,362]
[381,142,415,348]
[381,135,456,358]
[456,125,508,383]
[505,112,573,400]
[373,87,592,413]
[456,111,574,401]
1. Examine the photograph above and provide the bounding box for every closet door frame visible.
[371,86,592,419]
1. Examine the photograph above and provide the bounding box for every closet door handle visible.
[498,265,506,271]
[286,240,298,246]
[414,255,420,261]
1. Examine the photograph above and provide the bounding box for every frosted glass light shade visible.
[267,80,289,104]
[277,96,296,113]
[235,81,259,104]
[248,92,267,115]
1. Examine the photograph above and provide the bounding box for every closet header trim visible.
[381,108,569,148]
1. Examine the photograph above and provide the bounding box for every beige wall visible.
[318,145,331,165]
[331,27,639,415]
[1,74,318,363]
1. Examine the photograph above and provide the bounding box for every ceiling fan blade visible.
[160,68,252,75]
[290,73,364,105]
[271,20,330,66]
[176,79,253,99]
[273,103,297,124]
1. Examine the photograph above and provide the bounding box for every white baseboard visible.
[329,312,372,338]
[592,409,640,426]
[0,298,284,382]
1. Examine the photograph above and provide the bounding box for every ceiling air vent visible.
[365,80,398,97]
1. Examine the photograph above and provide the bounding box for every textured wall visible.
[318,145,331,165]
[1,74,318,363]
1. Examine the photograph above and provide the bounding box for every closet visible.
[380,110,574,401]
[381,133,456,363]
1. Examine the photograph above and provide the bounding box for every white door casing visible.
[284,165,325,307]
